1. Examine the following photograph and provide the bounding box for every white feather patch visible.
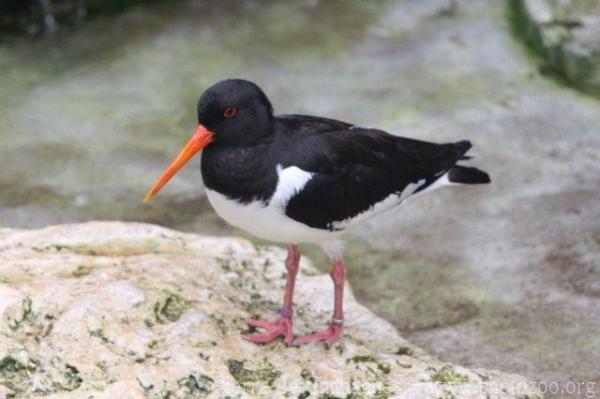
[409,174,455,198]
[271,165,314,207]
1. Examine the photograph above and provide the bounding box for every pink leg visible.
[243,244,300,345]
[293,259,346,346]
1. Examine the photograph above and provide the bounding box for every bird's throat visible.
[201,143,278,204]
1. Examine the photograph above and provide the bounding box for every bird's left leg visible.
[243,244,300,345]
[293,258,346,346]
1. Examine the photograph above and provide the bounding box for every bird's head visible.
[197,79,274,144]
[144,79,273,203]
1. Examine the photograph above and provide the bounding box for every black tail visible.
[448,165,491,184]
[453,140,474,161]
[454,140,472,154]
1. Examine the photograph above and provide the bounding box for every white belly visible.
[205,165,341,244]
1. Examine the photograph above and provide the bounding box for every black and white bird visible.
[144,79,490,346]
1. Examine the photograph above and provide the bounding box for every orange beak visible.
[143,124,213,203]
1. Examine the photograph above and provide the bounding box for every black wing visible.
[274,115,473,230]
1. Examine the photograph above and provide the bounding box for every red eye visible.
[224,107,237,118]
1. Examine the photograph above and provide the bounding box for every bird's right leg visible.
[293,258,345,346]
[243,244,300,345]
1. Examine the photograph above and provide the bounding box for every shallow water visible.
[1,0,600,395]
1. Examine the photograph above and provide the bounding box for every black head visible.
[144,79,274,203]
[197,79,274,145]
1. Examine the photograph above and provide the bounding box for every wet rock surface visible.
[0,222,539,398]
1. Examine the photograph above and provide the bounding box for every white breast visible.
[205,165,341,244]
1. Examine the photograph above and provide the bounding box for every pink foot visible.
[242,317,293,345]
[293,324,343,346]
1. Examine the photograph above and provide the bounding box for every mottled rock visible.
[514,0,600,96]
[0,222,539,398]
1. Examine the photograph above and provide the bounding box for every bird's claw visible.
[292,324,343,346]
[243,317,293,345]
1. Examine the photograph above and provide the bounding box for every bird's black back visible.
[274,115,474,230]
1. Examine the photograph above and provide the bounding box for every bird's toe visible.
[242,317,293,345]
[292,325,343,346]
[245,318,272,329]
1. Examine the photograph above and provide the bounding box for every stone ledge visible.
[0,222,540,398]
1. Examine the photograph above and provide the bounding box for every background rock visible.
[0,222,539,398]
[0,0,165,36]
[513,0,600,97]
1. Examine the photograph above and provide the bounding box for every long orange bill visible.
[144,124,213,203]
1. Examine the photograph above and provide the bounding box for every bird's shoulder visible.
[275,113,354,136]
[273,114,402,173]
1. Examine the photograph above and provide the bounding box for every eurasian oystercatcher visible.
[144,79,490,346]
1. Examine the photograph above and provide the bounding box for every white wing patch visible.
[423,173,453,191]
[409,173,455,198]
[400,178,426,201]
[271,165,314,208]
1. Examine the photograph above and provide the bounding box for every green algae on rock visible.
[153,291,191,323]
[0,352,82,396]
[511,0,600,97]
[0,222,540,398]
[226,358,281,394]
[0,355,29,390]
[176,372,214,398]
[430,365,470,383]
